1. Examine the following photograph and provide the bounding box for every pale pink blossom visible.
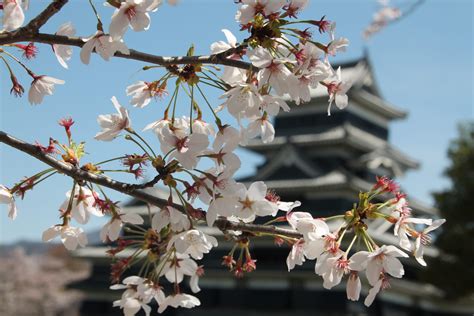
[58,186,103,225]
[28,75,65,105]
[160,253,198,285]
[233,181,278,222]
[100,212,144,242]
[95,96,131,141]
[2,0,25,31]
[108,0,161,40]
[42,225,88,251]
[260,95,290,116]
[111,276,163,316]
[190,118,215,136]
[394,216,432,251]
[364,273,390,307]
[346,272,361,301]
[202,135,241,175]
[326,37,349,56]
[80,31,130,64]
[168,229,218,260]
[245,115,275,144]
[248,47,298,96]
[158,293,200,314]
[220,83,261,118]
[326,67,351,115]
[349,245,408,286]
[413,219,445,266]
[210,29,246,84]
[160,127,209,169]
[0,184,17,220]
[126,81,155,108]
[151,205,190,232]
[52,22,75,69]
[286,239,306,271]
[235,0,286,24]
[284,0,309,17]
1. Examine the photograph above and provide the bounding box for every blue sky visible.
[0,0,472,243]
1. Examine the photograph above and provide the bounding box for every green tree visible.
[424,122,474,298]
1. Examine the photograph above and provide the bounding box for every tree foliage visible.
[425,122,474,298]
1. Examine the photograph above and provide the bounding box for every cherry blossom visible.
[413,219,446,266]
[159,127,209,169]
[28,75,65,105]
[157,293,200,314]
[349,245,408,286]
[126,81,166,108]
[80,31,130,64]
[284,0,309,18]
[95,96,131,141]
[202,130,241,175]
[319,253,350,289]
[59,186,104,224]
[220,82,261,118]
[2,0,25,31]
[190,118,215,136]
[52,22,75,69]
[0,184,17,220]
[151,205,190,232]
[160,253,198,284]
[108,0,162,40]
[260,95,290,116]
[394,216,432,251]
[364,273,390,307]
[346,272,361,301]
[111,276,163,316]
[42,225,88,251]
[245,114,275,144]
[325,67,351,116]
[168,229,218,260]
[248,47,298,97]
[233,181,278,222]
[101,212,144,242]
[286,239,306,271]
[235,0,286,24]
[210,29,246,84]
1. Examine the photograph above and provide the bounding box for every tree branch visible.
[0,31,253,70]
[0,130,300,239]
[24,0,69,33]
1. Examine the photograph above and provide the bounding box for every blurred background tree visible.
[424,121,474,299]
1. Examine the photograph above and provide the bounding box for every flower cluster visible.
[0,1,446,315]
[284,179,445,306]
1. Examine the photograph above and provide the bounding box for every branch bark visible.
[0,130,301,239]
[24,0,69,32]
[0,0,252,71]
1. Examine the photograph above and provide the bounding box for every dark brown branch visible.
[214,218,302,239]
[0,32,253,70]
[0,0,253,70]
[24,0,69,33]
[0,130,299,239]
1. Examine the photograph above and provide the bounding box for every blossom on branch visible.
[95,96,131,141]
[0,184,17,219]
[42,225,88,251]
[108,0,162,40]
[53,22,76,69]
[80,31,130,64]
[28,75,65,105]
[2,0,25,31]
